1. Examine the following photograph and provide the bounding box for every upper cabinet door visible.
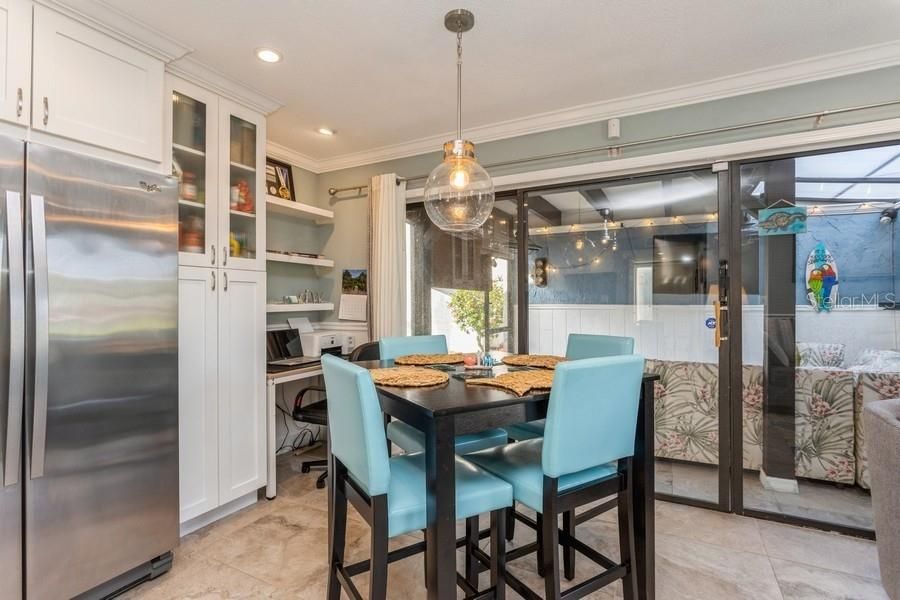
[218,98,266,272]
[31,5,163,161]
[0,0,30,126]
[167,76,220,268]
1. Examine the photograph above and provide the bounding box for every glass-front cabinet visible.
[219,99,265,271]
[168,76,265,271]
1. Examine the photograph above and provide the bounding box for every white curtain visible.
[369,173,407,340]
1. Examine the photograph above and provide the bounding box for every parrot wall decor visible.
[805,241,838,312]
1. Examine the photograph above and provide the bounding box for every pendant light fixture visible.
[423,9,494,232]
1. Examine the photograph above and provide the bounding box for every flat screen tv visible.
[652,234,711,301]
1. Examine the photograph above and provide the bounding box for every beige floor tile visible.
[759,521,881,580]
[119,554,277,600]
[770,558,889,600]
[656,533,784,600]
[655,500,766,554]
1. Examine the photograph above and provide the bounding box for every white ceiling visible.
[110,0,900,170]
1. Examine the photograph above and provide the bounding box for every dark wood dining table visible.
[355,360,658,600]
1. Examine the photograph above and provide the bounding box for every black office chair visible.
[293,342,382,490]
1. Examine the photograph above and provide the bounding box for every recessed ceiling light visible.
[317,127,335,136]
[255,48,282,63]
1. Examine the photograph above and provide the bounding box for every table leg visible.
[424,415,456,600]
[266,380,277,500]
[633,378,656,600]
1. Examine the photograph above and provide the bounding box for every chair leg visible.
[465,516,479,589]
[535,513,545,577]
[505,505,516,542]
[563,509,575,581]
[540,508,561,599]
[491,509,507,600]
[326,470,347,600]
[618,465,638,600]
[369,495,389,600]
[315,470,328,489]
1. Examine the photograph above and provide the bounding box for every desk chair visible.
[321,354,512,600]
[468,355,645,599]
[379,334,509,455]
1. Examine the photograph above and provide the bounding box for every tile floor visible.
[655,460,875,531]
[124,448,888,599]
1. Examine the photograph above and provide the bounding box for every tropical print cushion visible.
[649,359,856,484]
[796,342,846,368]
[854,370,900,489]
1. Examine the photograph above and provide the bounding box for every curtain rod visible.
[326,98,900,196]
[326,177,406,197]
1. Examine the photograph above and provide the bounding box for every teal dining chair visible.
[504,333,635,442]
[379,334,509,455]
[321,354,512,600]
[467,355,645,599]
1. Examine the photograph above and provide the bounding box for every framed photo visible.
[265,157,295,202]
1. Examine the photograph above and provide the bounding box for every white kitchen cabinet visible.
[178,266,266,523]
[216,268,266,502]
[31,4,163,161]
[177,266,219,523]
[218,98,266,272]
[0,0,30,126]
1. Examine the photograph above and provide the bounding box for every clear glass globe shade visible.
[424,154,494,232]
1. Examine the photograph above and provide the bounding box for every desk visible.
[265,364,323,499]
[354,360,659,600]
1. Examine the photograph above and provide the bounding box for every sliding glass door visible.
[523,167,733,508]
[734,143,900,534]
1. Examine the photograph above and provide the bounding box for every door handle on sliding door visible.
[30,195,49,479]
[4,192,24,486]
[713,301,729,348]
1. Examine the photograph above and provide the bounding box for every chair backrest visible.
[320,354,391,496]
[349,340,380,362]
[565,333,634,360]
[542,355,645,478]
[379,334,448,361]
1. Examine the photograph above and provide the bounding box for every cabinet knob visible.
[42,97,49,126]
[211,271,216,291]
[16,88,23,118]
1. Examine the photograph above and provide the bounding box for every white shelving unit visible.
[266,302,334,313]
[265,251,333,268]
[266,195,333,222]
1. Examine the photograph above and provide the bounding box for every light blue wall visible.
[270,66,900,321]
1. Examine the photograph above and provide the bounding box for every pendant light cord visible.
[456,29,463,141]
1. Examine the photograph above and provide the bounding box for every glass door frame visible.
[514,163,737,513]
[726,139,897,540]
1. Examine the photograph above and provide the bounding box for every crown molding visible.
[266,142,322,173]
[405,117,900,199]
[35,0,192,62]
[166,57,283,115]
[286,39,900,173]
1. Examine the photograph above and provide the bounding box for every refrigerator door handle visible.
[4,191,24,486]
[30,194,49,479]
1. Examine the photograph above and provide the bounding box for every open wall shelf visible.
[265,251,334,268]
[266,195,333,222]
[266,302,334,313]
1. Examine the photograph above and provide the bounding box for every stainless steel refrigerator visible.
[1,138,179,599]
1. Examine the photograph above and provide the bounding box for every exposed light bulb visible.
[450,167,470,189]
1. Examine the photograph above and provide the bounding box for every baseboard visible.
[179,491,259,536]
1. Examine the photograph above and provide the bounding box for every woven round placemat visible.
[467,369,554,396]
[394,353,465,366]
[369,367,449,387]
[501,354,565,369]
